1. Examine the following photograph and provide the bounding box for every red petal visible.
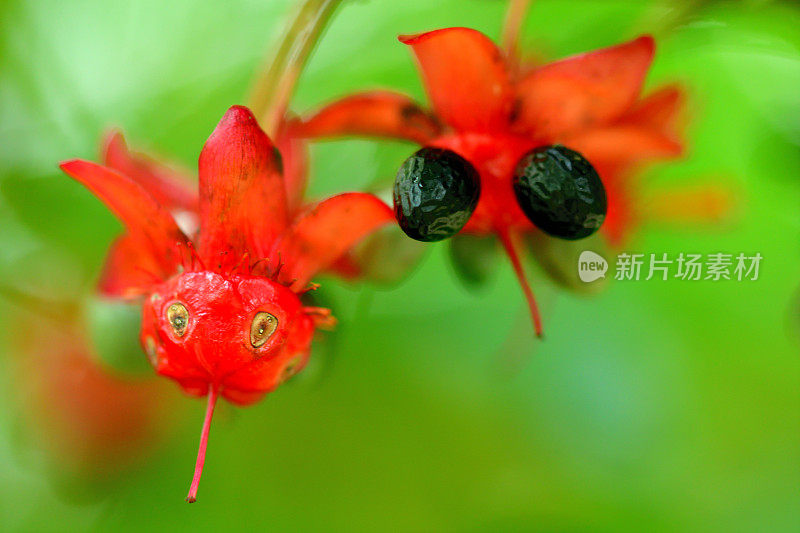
[60,160,187,283]
[597,168,636,248]
[564,125,683,168]
[296,91,441,143]
[273,193,393,290]
[198,106,287,262]
[275,121,309,214]
[622,84,685,134]
[400,28,512,132]
[326,251,363,280]
[103,131,198,213]
[620,84,687,163]
[98,235,166,298]
[513,36,655,139]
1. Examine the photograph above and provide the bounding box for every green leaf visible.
[353,224,428,287]
[525,231,611,295]
[86,296,151,376]
[448,233,499,289]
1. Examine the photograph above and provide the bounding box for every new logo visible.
[578,251,608,282]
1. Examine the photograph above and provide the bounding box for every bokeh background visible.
[1,0,799,531]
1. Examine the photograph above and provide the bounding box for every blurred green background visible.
[1,0,799,531]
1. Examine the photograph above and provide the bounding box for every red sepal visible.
[513,36,655,139]
[297,90,441,144]
[60,159,188,285]
[400,27,512,133]
[622,84,685,135]
[103,131,198,213]
[98,235,167,298]
[273,193,393,290]
[564,125,683,167]
[275,120,309,214]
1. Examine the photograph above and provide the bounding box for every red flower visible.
[11,310,166,490]
[60,105,393,501]
[297,28,692,336]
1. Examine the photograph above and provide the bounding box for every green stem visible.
[634,0,700,39]
[0,284,79,323]
[249,0,342,137]
[501,0,531,67]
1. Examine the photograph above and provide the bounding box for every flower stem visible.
[501,0,531,66]
[185,386,218,503]
[249,0,342,137]
[0,284,79,322]
[498,228,543,338]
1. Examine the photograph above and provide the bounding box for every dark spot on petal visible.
[508,98,522,124]
[272,146,284,175]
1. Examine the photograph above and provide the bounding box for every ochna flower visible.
[297,27,695,336]
[60,105,393,501]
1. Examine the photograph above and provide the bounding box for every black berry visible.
[512,145,606,240]
[393,147,480,242]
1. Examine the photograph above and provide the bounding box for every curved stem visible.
[634,0,699,40]
[501,0,531,67]
[498,228,543,338]
[249,0,342,137]
[186,386,219,503]
[0,284,79,322]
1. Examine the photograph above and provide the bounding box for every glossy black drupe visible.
[393,147,481,242]
[512,145,607,240]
